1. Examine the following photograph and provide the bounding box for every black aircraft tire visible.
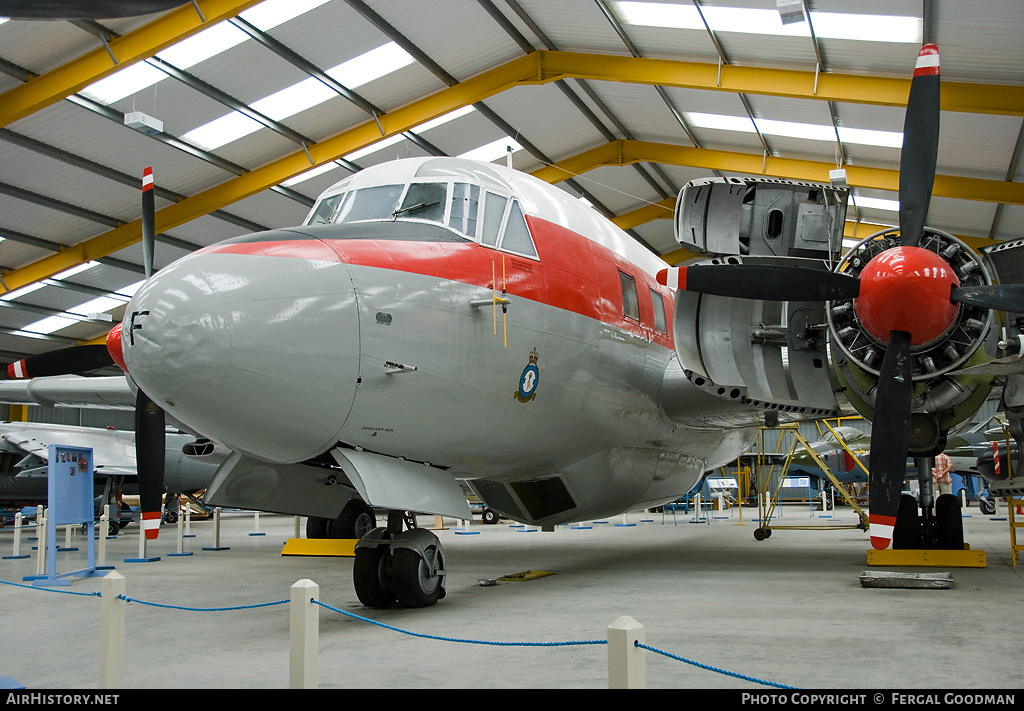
[754,527,768,541]
[893,494,923,550]
[332,500,376,539]
[935,494,965,551]
[353,544,397,608]
[393,546,445,608]
[305,516,330,539]
[482,508,500,525]
[979,498,996,516]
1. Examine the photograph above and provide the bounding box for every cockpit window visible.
[481,192,508,246]
[335,184,405,223]
[307,193,345,225]
[450,183,480,238]
[301,179,537,259]
[500,201,537,258]
[396,182,446,223]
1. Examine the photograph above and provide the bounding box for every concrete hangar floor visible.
[1,505,1021,691]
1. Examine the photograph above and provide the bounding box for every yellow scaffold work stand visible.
[753,424,869,539]
[1009,495,1023,567]
[280,538,357,557]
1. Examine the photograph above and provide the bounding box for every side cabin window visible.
[650,288,667,333]
[619,271,640,321]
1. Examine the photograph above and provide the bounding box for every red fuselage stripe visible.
[198,216,676,349]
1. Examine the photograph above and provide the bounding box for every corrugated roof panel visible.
[0,20,99,75]
[992,204,1024,241]
[925,196,999,239]
[8,100,235,201]
[630,219,676,256]
[931,0,1024,84]
[367,0,526,82]
[0,194,99,250]
[216,188,313,231]
[582,81,692,144]
[261,1,385,71]
[572,164,663,215]
[475,84,608,161]
[0,240,54,271]
[936,111,1021,180]
[512,0,632,54]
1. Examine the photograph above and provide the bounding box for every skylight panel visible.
[686,112,902,148]
[18,315,78,336]
[283,162,346,187]
[79,0,334,106]
[182,42,416,151]
[458,137,524,163]
[327,42,415,88]
[615,2,920,43]
[855,196,900,212]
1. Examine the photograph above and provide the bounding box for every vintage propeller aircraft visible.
[3,44,1022,608]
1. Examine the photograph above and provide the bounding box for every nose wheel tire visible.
[934,494,964,550]
[979,497,996,516]
[353,535,397,608]
[393,544,446,608]
[482,507,499,525]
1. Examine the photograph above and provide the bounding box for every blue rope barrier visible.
[117,595,288,612]
[636,641,798,689]
[0,578,100,597]
[313,599,606,648]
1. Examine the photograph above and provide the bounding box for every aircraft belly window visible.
[449,183,480,238]
[650,288,667,333]
[395,182,446,223]
[335,184,404,223]
[619,270,640,321]
[481,192,508,246]
[306,193,345,225]
[499,201,537,258]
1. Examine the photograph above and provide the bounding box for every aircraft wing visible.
[0,421,137,470]
[0,375,135,409]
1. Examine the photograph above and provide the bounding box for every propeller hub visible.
[106,322,127,372]
[854,246,959,346]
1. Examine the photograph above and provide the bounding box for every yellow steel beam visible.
[0,0,263,128]
[537,51,1024,117]
[543,139,1024,207]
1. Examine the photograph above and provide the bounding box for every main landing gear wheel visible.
[893,494,923,549]
[934,494,965,551]
[482,507,500,525]
[753,527,772,540]
[306,515,330,539]
[332,499,376,539]
[353,529,396,608]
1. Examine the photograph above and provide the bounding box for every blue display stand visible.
[25,446,105,587]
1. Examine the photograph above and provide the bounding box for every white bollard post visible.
[213,507,222,547]
[608,616,646,689]
[98,511,108,567]
[10,512,24,558]
[137,515,147,559]
[294,516,301,538]
[64,524,72,549]
[960,488,967,510]
[185,503,192,536]
[99,572,126,689]
[289,579,320,689]
[35,512,47,576]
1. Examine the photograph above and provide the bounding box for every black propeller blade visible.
[898,44,941,248]
[867,330,913,549]
[135,388,166,539]
[134,166,166,539]
[659,264,861,302]
[7,344,114,379]
[950,283,1024,313]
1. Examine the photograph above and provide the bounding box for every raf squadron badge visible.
[514,348,540,403]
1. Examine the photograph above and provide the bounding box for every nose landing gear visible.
[353,510,446,609]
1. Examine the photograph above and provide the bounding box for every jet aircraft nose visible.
[122,235,361,463]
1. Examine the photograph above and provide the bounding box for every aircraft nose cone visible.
[123,237,361,462]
